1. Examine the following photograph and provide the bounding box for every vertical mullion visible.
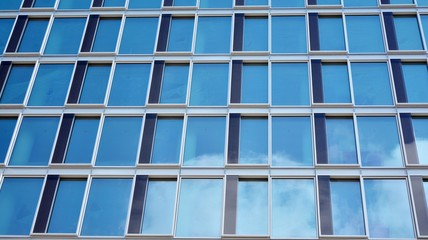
[230,60,243,104]
[157,15,172,52]
[164,0,173,6]
[224,175,238,235]
[128,175,149,234]
[22,0,34,8]
[309,13,320,51]
[308,0,317,5]
[391,59,408,103]
[81,15,100,52]
[139,114,157,164]
[51,114,75,164]
[6,15,28,53]
[383,12,399,50]
[227,114,240,164]
[410,176,428,236]
[67,61,88,104]
[235,0,244,5]
[315,114,328,164]
[311,60,324,103]
[148,61,165,104]
[92,0,104,7]
[318,176,333,235]
[233,14,244,52]
[33,175,60,233]
[400,113,419,164]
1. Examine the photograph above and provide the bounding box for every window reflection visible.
[272,63,309,105]
[151,118,183,164]
[412,118,428,164]
[326,118,358,164]
[239,117,268,164]
[0,118,16,163]
[241,64,268,103]
[321,63,351,103]
[0,64,34,104]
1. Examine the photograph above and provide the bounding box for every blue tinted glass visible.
[272,63,309,105]
[322,63,351,103]
[33,0,55,7]
[402,63,428,103]
[195,17,231,54]
[346,16,384,53]
[167,18,194,52]
[413,118,428,164]
[272,16,306,53]
[92,19,121,52]
[183,117,225,166]
[421,16,428,45]
[344,0,377,6]
[129,0,162,8]
[272,117,313,166]
[103,0,125,6]
[272,179,316,238]
[239,118,267,164]
[317,0,340,4]
[419,0,428,5]
[237,180,268,235]
[351,62,393,105]
[96,117,142,166]
[108,64,150,106]
[120,18,158,54]
[18,19,49,52]
[0,178,43,235]
[79,65,111,104]
[28,64,74,106]
[394,16,423,50]
[326,118,358,164]
[9,117,59,166]
[389,0,413,3]
[48,179,86,233]
[0,0,21,10]
[331,180,365,235]
[160,64,188,104]
[0,118,16,163]
[173,0,196,6]
[0,65,33,104]
[358,117,403,167]
[151,118,183,164]
[0,19,14,53]
[45,18,86,54]
[246,0,268,5]
[189,63,228,106]
[58,0,91,9]
[176,179,223,237]
[64,118,99,164]
[244,17,268,51]
[319,17,345,51]
[200,0,232,8]
[141,180,176,234]
[81,179,132,236]
[272,0,304,7]
[242,64,268,103]
[364,179,414,238]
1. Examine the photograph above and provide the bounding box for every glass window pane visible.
[322,63,351,103]
[239,118,267,164]
[44,18,86,54]
[160,64,188,104]
[317,0,340,4]
[272,0,305,7]
[389,0,413,3]
[33,0,55,7]
[0,178,43,235]
[0,118,17,163]
[189,63,228,106]
[176,179,223,237]
[351,62,393,105]
[167,18,194,52]
[200,0,232,8]
[364,179,414,238]
[0,19,14,53]
[141,180,176,234]
[394,16,423,50]
[28,64,74,106]
[195,16,231,54]
[103,0,125,6]
[9,117,59,166]
[18,19,49,52]
[183,117,225,166]
[412,118,428,164]
[151,118,183,164]
[272,63,309,105]
[272,16,306,53]
[245,0,268,5]
[344,0,377,6]
[0,64,34,104]
[402,63,428,103]
[241,64,268,103]
[95,117,142,166]
[346,16,384,53]
[108,63,150,106]
[92,18,121,52]
[58,0,91,9]
[358,117,403,166]
[421,16,428,45]
[237,180,268,235]
[79,65,111,104]
[47,179,86,233]
[81,178,132,236]
[272,117,313,166]
[244,17,268,51]
[272,179,316,238]
[319,16,345,51]
[120,17,158,54]
[419,0,428,5]
[129,0,162,8]
[326,118,358,164]
[0,0,22,10]
[64,118,99,164]
[173,0,196,6]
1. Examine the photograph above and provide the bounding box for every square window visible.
[167,18,194,52]
[17,19,49,53]
[243,17,268,51]
[119,18,158,54]
[92,18,121,52]
[0,64,34,104]
[318,16,345,51]
[44,18,86,54]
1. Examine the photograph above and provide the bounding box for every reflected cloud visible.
[183,153,224,166]
[272,152,312,166]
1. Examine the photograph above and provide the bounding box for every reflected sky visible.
[326,118,358,164]
[413,118,428,164]
[239,118,268,164]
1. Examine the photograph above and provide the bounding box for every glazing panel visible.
[189,63,228,106]
[195,17,231,54]
[402,63,428,103]
[151,118,183,164]
[344,0,377,6]
[319,16,345,51]
[0,19,14,53]
[419,0,428,5]
[346,16,384,53]
[243,17,268,51]
[389,0,413,3]
[18,19,49,52]
[241,64,268,103]
[79,65,111,104]
[271,0,305,7]
[44,18,86,54]
[272,16,306,53]
[200,0,232,8]
[103,0,125,6]
[326,118,358,164]
[422,16,428,45]
[0,118,16,163]
[92,18,121,52]
[246,0,268,5]
[394,16,423,50]
[173,0,196,6]
[160,64,188,104]
[167,18,194,52]
[321,63,351,103]
[64,118,99,164]
[58,0,91,9]
[0,0,21,10]
[317,0,340,4]
[120,18,158,54]
[33,0,55,7]
[412,118,428,164]
[272,63,309,105]
[129,0,162,8]
[239,118,268,164]
[0,65,33,104]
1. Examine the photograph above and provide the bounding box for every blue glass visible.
[92,19,121,52]
[96,117,142,166]
[0,118,16,163]
[344,0,377,6]
[241,64,268,103]
[413,118,428,164]
[160,64,189,104]
[272,63,309,105]
[151,118,183,164]
[319,16,345,51]
[28,64,74,106]
[108,64,151,106]
[79,65,111,104]
[272,179,316,238]
[129,0,162,8]
[18,19,49,52]
[358,117,403,166]
[389,0,413,3]
[167,18,194,52]
[64,118,99,164]
[200,0,232,8]
[183,117,225,166]
[330,180,365,235]
[58,0,91,9]
[272,117,313,166]
[244,17,268,51]
[120,17,158,54]
[322,63,351,103]
[47,179,86,233]
[195,17,231,54]
[45,18,86,54]
[326,118,358,164]
[81,179,132,236]
[351,63,393,105]
[176,179,223,237]
[402,63,428,103]
[141,180,177,234]
[394,16,423,50]
[239,118,267,164]
[424,181,428,208]
[421,16,428,46]
[0,178,43,235]
[0,0,22,10]
[272,16,306,53]
[364,179,414,238]
[103,0,125,6]
[189,63,228,106]
[346,16,384,53]
[33,0,55,7]
[419,0,428,5]
[245,0,268,5]
[9,117,59,166]
[272,0,305,7]
[0,19,14,53]
[317,0,340,4]
[237,180,268,235]
[0,65,34,104]
[173,0,196,6]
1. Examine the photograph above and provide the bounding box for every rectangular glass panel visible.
[272,63,309,105]
[195,16,231,54]
[44,18,86,54]
[173,0,196,6]
[0,19,14,53]
[394,16,423,50]
[189,63,228,106]
[317,0,340,4]
[346,16,384,53]
[0,118,17,163]
[319,16,345,51]
[129,0,162,8]
[103,0,125,7]
[321,63,351,103]
[58,0,91,9]
[412,118,428,164]
[33,0,55,7]
[402,63,428,103]
[167,18,194,52]
[200,0,232,8]
[344,0,377,6]
[151,118,183,164]
[0,0,22,10]
[176,179,223,237]
[239,117,267,164]
[120,18,158,54]
[326,118,358,164]
[64,118,99,164]
[79,65,111,104]
[245,0,268,5]
[272,16,306,53]
[272,0,305,7]
[243,17,268,51]
[422,16,428,46]
[18,19,49,52]
[160,64,188,104]
[241,64,268,103]
[92,18,121,52]
[419,0,428,5]
[0,64,34,104]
